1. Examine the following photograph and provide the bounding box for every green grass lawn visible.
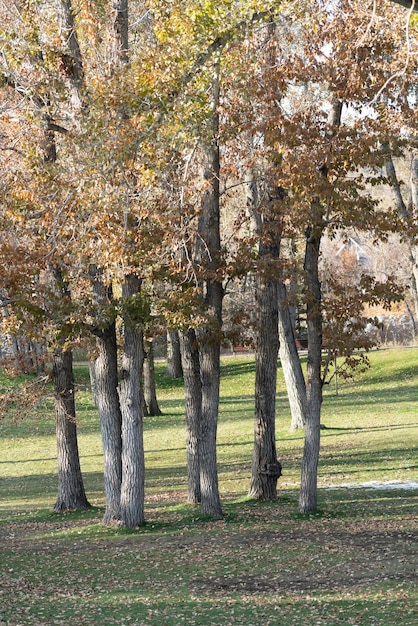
[0,348,417,625]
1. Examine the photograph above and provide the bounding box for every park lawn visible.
[0,347,417,625]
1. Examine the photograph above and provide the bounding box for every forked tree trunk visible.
[278,280,307,431]
[53,348,90,512]
[119,274,145,528]
[166,329,183,379]
[179,328,202,504]
[144,339,162,416]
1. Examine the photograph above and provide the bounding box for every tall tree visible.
[195,56,223,517]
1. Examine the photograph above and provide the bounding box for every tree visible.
[220,0,417,512]
[166,330,183,379]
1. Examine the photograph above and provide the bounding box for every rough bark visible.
[248,269,282,499]
[94,325,122,524]
[53,348,90,512]
[91,271,122,525]
[179,328,202,504]
[195,58,223,517]
[88,359,99,407]
[248,180,282,500]
[113,0,129,64]
[299,212,323,514]
[409,153,418,324]
[384,147,418,326]
[144,338,162,416]
[278,280,307,431]
[298,100,342,515]
[119,274,145,528]
[198,330,222,516]
[166,329,183,379]
[57,0,84,107]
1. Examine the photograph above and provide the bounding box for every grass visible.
[0,347,417,625]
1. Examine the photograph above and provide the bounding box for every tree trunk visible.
[140,375,149,417]
[299,211,323,514]
[247,176,283,500]
[194,58,223,517]
[383,146,418,327]
[298,100,341,514]
[88,359,99,407]
[113,0,129,64]
[409,153,418,324]
[166,329,183,379]
[198,327,222,516]
[179,328,202,504]
[94,325,122,524]
[53,348,90,512]
[248,269,282,499]
[278,280,307,431]
[119,274,145,528]
[144,338,162,416]
[90,269,122,525]
[57,0,84,108]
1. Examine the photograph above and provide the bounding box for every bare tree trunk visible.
[198,330,222,515]
[299,212,323,514]
[94,325,122,524]
[166,329,183,379]
[119,274,145,528]
[179,328,202,504]
[298,100,342,514]
[88,359,98,407]
[249,269,282,499]
[383,146,418,327]
[278,280,307,431]
[409,153,418,324]
[194,58,223,518]
[53,348,90,512]
[113,0,129,64]
[90,270,122,525]
[144,338,162,416]
[57,0,84,107]
[248,181,282,500]
[247,174,283,500]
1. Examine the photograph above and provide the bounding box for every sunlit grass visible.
[0,347,417,625]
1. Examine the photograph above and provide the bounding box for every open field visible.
[0,348,417,625]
